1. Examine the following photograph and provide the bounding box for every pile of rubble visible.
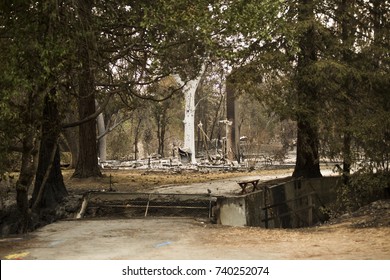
[99,158,252,172]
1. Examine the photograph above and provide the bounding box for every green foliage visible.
[0,1,78,174]
[337,171,390,212]
[146,78,184,157]
[107,121,135,160]
[1,0,389,181]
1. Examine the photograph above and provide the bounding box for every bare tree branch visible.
[96,114,132,141]
[62,91,115,129]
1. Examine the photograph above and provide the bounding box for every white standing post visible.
[174,64,206,164]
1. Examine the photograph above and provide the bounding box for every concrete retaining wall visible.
[216,176,342,228]
[216,196,247,226]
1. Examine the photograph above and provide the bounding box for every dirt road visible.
[1,217,389,260]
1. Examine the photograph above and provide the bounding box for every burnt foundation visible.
[76,177,350,229]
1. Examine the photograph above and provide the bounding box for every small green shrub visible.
[337,171,389,212]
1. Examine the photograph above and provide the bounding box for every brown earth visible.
[1,168,389,260]
[61,168,281,193]
[0,216,389,260]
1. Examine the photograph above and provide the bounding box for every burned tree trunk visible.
[15,135,36,233]
[32,89,68,210]
[15,92,39,233]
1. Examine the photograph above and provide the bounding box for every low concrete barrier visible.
[216,176,342,228]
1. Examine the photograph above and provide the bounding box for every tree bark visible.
[339,0,355,184]
[159,117,167,158]
[72,0,101,178]
[293,118,322,178]
[292,0,322,178]
[73,104,101,178]
[32,89,68,210]
[15,136,36,233]
[15,92,39,233]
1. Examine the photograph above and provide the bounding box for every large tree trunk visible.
[292,0,322,178]
[159,118,167,158]
[15,92,39,233]
[32,89,68,210]
[339,0,355,184]
[293,118,322,178]
[72,0,101,178]
[73,104,101,178]
[15,135,36,233]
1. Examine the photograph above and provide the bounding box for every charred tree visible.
[14,92,39,233]
[32,89,68,210]
[15,132,37,233]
